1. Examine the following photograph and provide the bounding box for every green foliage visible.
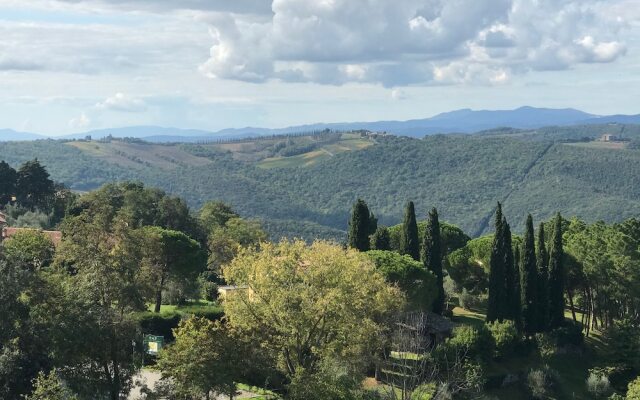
[223,240,404,381]
[536,222,549,332]
[520,214,538,334]
[446,236,491,294]
[24,369,78,400]
[442,324,494,363]
[370,225,391,250]
[627,376,640,400]
[5,134,640,240]
[607,319,640,370]
[205,216,267,281]
[547,213,565,329]
[411,383,436,400]
[156,317,242,399]
[401,201,420,261]
[366,250,437,311]
[199,201,238,230]
[16,159,55,211]
[348,199,372,251]
[527,367,556,399]
[137,226,206,312]
[586,370,612,399]
[0,160,17,205]
[487,320,520,359]
[2,229,55,270]
[487,204,506,323]
[422,208,444,314]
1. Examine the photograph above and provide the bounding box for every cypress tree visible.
[370,226,391,250]
[548,213,565,329]
[487,203,506,322]
[0,160,17,205]
[520,214,538,335]
[369,211,378,236]
[536,223,549,332]
[422,208,444,314]
[503,218,520,323]
[347,199,371,251]
[401,201,420,261]
[513,244,522,331]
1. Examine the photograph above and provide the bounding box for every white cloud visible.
[390,89,407,100]
[96,92,147,112]
[197,0,630,87]
[68,113,91,129]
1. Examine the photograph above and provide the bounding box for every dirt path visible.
[128,370,262,399]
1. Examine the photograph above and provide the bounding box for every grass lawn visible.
[451,306,486,328]
[146,300,222,316]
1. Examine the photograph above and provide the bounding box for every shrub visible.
[487,320,520,359]
[627,376,640,400]
[586,370,611,399]
[200,281,219,302]
[535,333,557,359]
[443,324,494,362]
[411,383,436,400]
[607,319,640,369]
[458,289,485,310]
[527,367,555,399]
[551,323,584,348]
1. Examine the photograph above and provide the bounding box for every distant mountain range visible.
[2,106,640,142]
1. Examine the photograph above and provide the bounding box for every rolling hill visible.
[1,125,639,240]
[4,106,640,142]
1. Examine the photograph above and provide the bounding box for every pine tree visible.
[503,218,520,323]
[422,208,444,314]
[487,203,506,322]
[520,214,538,335]
[548,213,565,329]
[347,199,371,251]
[536,222,549,332]
[370,226,391,250]
[16,158,54,210]
[401,201,420,261]
[0,160,17,205]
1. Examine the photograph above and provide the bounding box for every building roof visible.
[2,227,63,246]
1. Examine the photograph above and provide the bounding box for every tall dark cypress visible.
[548,213,565,329]
[0,160,17,205]
[371,226,391,250]
[520,214,538,335]
[487,203,506,322]
[513,244,522,331]
[401,201,420,261]
[348,199,371,251]
[536,223,549,332]
[422,208,444,314]
[503,218,520,323]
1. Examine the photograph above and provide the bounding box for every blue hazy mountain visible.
[0,129,46,141]
[3,107,640,142]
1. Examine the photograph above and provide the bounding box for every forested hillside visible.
[1,127,640,240]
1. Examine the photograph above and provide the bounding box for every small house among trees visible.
[599,133,621,142]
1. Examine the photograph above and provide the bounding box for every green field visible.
[258,137,373,169]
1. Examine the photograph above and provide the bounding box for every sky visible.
[0,0,639,136]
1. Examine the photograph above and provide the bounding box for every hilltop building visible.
[599,133,621,142]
